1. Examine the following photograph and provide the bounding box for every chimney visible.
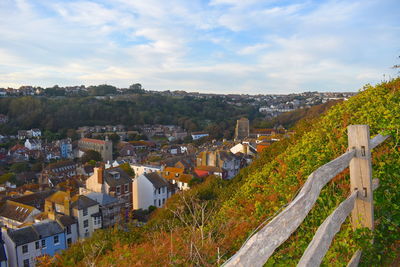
[48,211,56,220]
[44,200,53,213]
[63,197,70,216]
[95,167,104,184]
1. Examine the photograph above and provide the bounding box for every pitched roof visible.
[0,200,37,223]
[12,190,56,210]
[32,220,63,238]
[80,138,106,145]
[104,167,131,187]
[71,195,98,210]
[86,192,118,206]
[46,191,71,205]
[143,172,169,189]
[57,214,77,227]
[7,226,38,246]
[7,220,63,246]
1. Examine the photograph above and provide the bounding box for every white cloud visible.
[238,43,270,55]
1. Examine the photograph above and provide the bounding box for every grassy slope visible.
[45,79,400,266]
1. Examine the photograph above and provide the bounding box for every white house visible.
[131,164,162,178]
[24,139,42,150]
[28,129,41,138]
[230,143,257,156]
[191,132,209,140]
[132,173,174,210]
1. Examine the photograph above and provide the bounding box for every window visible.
[22,244,28,254]
[154,200,156,206]
[41,239,46,248]
[162,198,165,205]
[116,186,121,194]
[66,225,71,235]
[158,188,161,194]
[124,184,129,192]
[83,219,89,228]
[158,199,161,206]
[67,238,72,247]
[54,235,59,244]
[23,259,29,267]
[35,241,40,249]
[83,208,88,216]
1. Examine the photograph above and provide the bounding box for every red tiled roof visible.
[80,138,106,145]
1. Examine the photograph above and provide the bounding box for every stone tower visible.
[234,117,249,141]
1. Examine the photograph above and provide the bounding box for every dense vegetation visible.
[41,78,399,266]
[0,94,259,139]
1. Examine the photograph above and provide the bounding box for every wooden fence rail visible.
[223,126,389,267]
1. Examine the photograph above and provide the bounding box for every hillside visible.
[42,78,400,266]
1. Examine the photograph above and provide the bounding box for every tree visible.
[129,83,145,94]
[81,150,102,163]
[88,84,117,96]
[10,162,29,173]
[0,173,15,184]
[119,162,135,177]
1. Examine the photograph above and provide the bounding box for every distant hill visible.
[40,78,400,266]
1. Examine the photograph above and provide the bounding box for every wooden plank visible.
[347,250,362,267]
[297,191,358,267]
[223,149,356,267]
[348,125,374,230]
[370,134,390,150]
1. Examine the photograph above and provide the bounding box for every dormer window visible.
[109,171,120,179]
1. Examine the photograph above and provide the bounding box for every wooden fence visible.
[223,125,389,267]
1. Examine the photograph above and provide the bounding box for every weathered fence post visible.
[347,125,374,230]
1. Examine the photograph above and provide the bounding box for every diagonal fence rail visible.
[223,125,389,267]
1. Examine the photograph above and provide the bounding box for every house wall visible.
[132,175,154,210]
[65,223,78,247]
[40,233,66,256]
[2,229,17,267]
[73,205,99,239]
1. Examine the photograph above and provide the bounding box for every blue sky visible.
[0,0,399,94]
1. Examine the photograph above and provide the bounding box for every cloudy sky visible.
[0,0,399,93]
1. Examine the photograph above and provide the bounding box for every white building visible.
[28,129,41,138]
[24,139,42,150]
[191,132,209,140]
[132,173,174,210]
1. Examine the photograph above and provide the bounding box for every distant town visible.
[0,85,356,267]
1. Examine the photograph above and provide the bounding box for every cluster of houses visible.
[0,117,294,266]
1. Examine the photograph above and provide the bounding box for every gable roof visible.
[0,200,37,223]
[46,191,71,205]
[32,220,63,238]
[80,138,106,145]
[71,195,98,210]
[104,167,131,187]
[7,226,38,246]
[7,220,63,246]
[12,190,56,211]
[143,172,169,189]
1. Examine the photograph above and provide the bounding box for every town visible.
[0,88,353,267]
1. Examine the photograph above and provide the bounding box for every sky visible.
[0,0,399,94]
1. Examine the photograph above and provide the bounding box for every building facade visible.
[78,137,113,162]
